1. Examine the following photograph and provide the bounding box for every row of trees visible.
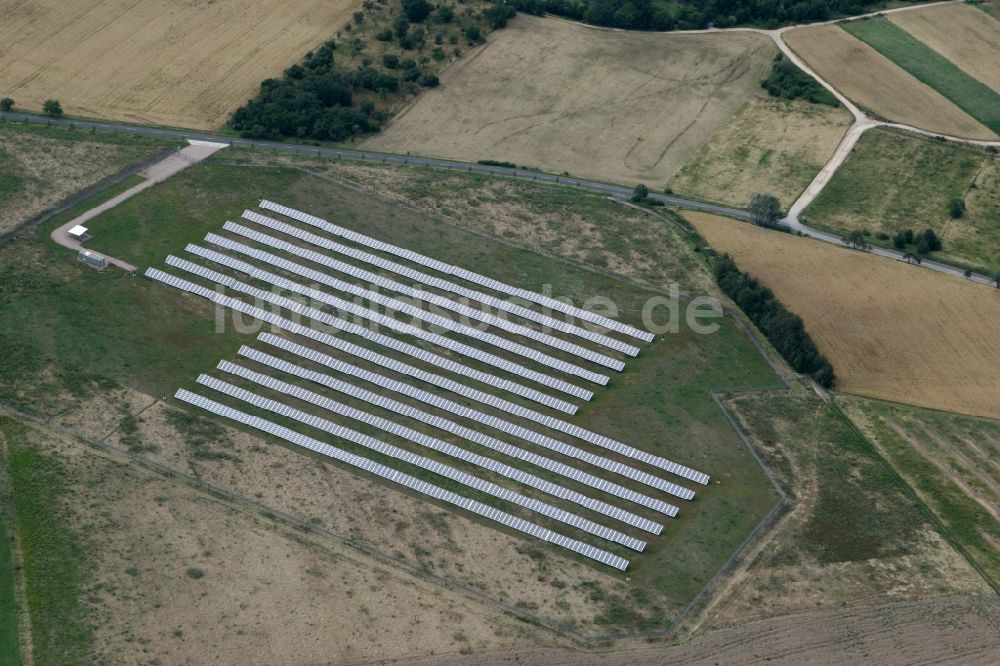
[513,0,896,31]
[713,254,836,387]
[0,98,62,116]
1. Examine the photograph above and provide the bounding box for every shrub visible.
[42,99,63,117]
[465,24,483,43]
[0,97,13,111]
[376,28,393,41]
[383,53,399,69]
[761,55,839,107]
[185,567,205,580]
[419,73,440,88]
[436,5,455,22]
[948,197,966,219]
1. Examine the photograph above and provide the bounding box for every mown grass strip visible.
[842,17,1000,134]
[1,417,94,665]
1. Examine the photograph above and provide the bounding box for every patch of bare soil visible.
[52,390,635,642]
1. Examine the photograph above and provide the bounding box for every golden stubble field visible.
[0,0,357,129]
[686,212,1000,421]
[783,24,997,140]
[889,3,1000,95]
[366,15,776,186]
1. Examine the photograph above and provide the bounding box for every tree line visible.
[513,0,905,31]
[713,254,836,387]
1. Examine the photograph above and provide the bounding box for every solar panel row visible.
[251,336,683,514]
[195,375,646,552]
[239,210,639,359]
[171,252,602,396]
[231,348,669,529]
[145,267,578,412]
[174,389,629,570]
[180,244,620,380]
[255,201,654,344]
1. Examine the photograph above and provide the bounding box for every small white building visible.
[78,250,107,269]
[67,225,90,242]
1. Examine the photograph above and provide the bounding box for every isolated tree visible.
[846,229,866,249]
[630,183,649,203]
[749,192,781,227]
[0,97,13,111]
[435,5,454,23]
[949,197,967,219]
[916,228,942,255]
[402,0,432,22]
[42,99,62,117]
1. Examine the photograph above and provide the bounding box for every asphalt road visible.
[3,110,996,287]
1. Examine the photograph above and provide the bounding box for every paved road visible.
[3,109,996,287]
[0,110,750,220]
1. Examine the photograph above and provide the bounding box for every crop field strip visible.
[240,210,641,357]
[169,251,607,393]
[176,244,621,377]
[174,390,630,570]
[204,367,654,548]
[258,200,655,343]
[841,18,1000,134]
[236,344,678,518]
[144,200,716,570]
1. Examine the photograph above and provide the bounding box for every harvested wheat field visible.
[0,0,357,129]
[669,95,851,207]
[783,24,997,140]
[686,212,1000,420]
[890,3,1000,95]
[366,15,775,186]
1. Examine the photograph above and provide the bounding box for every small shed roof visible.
[68,225,88,237]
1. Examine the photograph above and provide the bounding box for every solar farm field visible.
[0,0,357,129]
[0,155,781,638]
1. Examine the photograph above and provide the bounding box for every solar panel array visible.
[231,348,671,527]
[196,375,646,551]
[143,199,720,570]
[168,252,600,395]
[177,245,620,380]
[251,335,687,507]
[239,211,640,358]
[174,389,630,570]
[258,200,654,343]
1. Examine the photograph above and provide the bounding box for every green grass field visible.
[840,396,1000,589]
[842,17,1000,134]
[804,128,1000,272]
[0,153,782,629]
[0,442,20,666]
[1,417,95,665]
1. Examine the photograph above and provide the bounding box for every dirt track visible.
[394,594,1000,665]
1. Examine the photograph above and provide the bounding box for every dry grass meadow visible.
[0,0,358,129]
[0,123,175,235]
[686,212,1000,420]
[889,3,1000,95]
[668,95,852,208]
[365,15,775,186]
[783,24,997,140]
